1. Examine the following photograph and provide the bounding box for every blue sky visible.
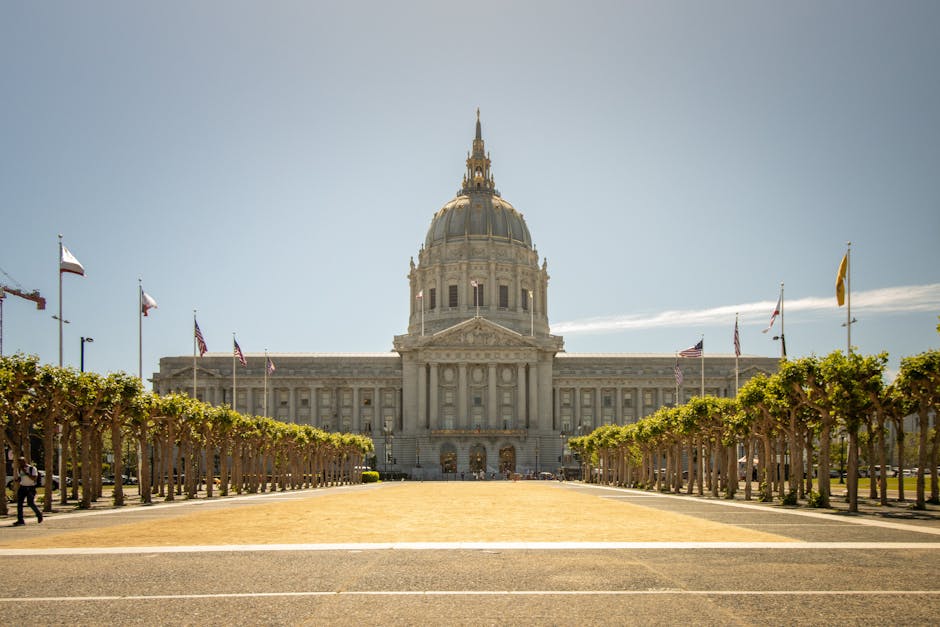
[2,1,938,385]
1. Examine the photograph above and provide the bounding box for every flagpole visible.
[232,333,237,413]
[529,290,534,336]
[846,241,852,354]
[700,335,705,397]
[193,310,198,399]
[734,313,739,395]
[138,278,143,381]
[780,282,787,358]
[420,291,425,336]
[675,355,680,406]
[57,235,65,505]
[264,349,268,418]
[58,235,63,368]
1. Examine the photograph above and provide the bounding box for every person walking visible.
[13,456,43,526]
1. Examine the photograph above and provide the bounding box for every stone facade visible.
[152,112,778,479]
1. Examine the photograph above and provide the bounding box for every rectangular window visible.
[643,391,653,407]
[429,288,436,310]
[623,392,633,407]
[603,394,612,408]
[473,282,484,306]
[473,394,483,407]
[499,285,509,309]
[448,285,458,308]
[521,288,529,311]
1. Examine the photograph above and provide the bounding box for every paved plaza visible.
[2,481,939,625]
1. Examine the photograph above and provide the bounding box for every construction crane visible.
[0,266,46,357]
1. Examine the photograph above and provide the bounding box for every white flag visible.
[60,245,85,276]
[141,290,158,316]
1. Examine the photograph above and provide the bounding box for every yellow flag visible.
[835,253,848,306]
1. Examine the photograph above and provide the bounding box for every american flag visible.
[733,317,741,357]
[470,280,478,288]
[266,356,276,375]
[679,340,703,358]
[234,338,247,367]
[416,289,423,299]
[194,319,208,356]
[674,360,684,386]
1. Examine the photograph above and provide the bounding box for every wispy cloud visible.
[551,284,940,335]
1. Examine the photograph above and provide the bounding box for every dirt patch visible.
[6,482,793,548]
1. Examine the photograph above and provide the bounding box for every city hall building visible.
[153,113,778,479]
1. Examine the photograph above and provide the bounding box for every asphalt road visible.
[2,483,939,626]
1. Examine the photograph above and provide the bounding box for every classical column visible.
[402,360,419,433]
[429,364,439,430]
[487,362,497,430]
[417,366,426,433]
[574,386,581,428]
[458,362,468,429]
[351,387,360,432]
[516,363,526,430]
[596,385,603,426]
[288,386,296,423]
[373,385,381,433]
[310,386,319,426]
[528,362,539,431]
[537,357,552,432]
[247,387,254,417]
[616,385,623,425]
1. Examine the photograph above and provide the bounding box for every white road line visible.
[2,541,940,556]
[3,590,940,603]
[583,484,940,536]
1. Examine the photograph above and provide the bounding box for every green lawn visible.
[828,477,930,493]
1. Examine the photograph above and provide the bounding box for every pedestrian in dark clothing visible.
[13,457,43,526]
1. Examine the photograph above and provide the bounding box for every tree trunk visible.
[112,422,124,506]
[138,436,152,505]
[895,419,906,502]
[80,413,93,509]
[744,437,753,501]
[878,417,889,506]
[847,429,859,513]
[817,422,832,508]
[916,409,929,510]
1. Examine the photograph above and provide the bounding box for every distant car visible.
[6,470,61,490]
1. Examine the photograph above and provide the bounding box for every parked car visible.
[6,470,62,490]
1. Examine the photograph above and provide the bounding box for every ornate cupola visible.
[461,108,497,194]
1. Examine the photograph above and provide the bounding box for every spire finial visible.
[475,107,482,141]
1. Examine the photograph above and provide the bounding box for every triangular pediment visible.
[167,365,223,380]
[428,317,533,349]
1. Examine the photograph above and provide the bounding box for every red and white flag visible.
[60,245,85,276]
[141,290,158,316]
[762,294,781,333]
[733,316,741,357]
[266,356,276,375]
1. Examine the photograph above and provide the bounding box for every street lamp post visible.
[80,336,94,372]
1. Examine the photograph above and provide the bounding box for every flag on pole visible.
[836,253,848,306]
[679,340,703,358]
[733,316,741,357]
[674,359,684,386]
[266,355,276,374]
[416,289,423,299]
[234,338,247,367]
[470,280,478,287]
[194,319,208,356]
[59,245,85,276]
[140,290,158,316]
[762,293,781,333]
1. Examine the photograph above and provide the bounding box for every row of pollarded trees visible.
[568,349,940,512]
[0,353,374,515]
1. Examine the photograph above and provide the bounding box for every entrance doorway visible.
[440,444,457,474]
[499,445,516,474]
[469,444,486,473]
